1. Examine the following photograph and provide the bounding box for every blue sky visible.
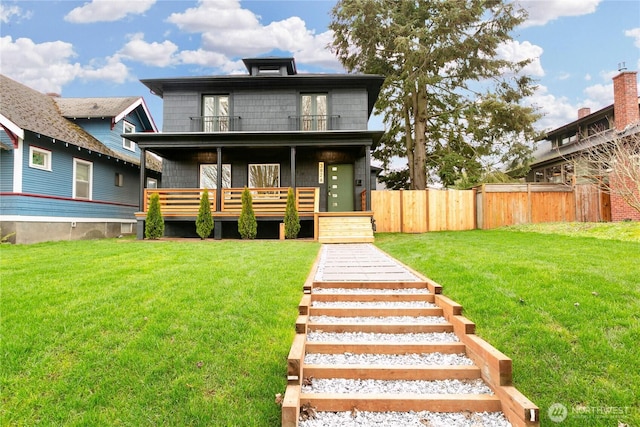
[1,0,639,133]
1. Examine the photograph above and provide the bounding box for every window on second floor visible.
[301,94,327,131]
[203,95,229,132]
[29,146,52,171]
[123,122,135,151]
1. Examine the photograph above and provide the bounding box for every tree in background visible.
[196,190,214,239]
[238,187,257,239]
[145,193,164,239]
[284,187,301,239]
[330,0,541,189]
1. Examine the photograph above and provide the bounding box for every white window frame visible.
[73,158,93,200]
[29,146,52,171]
[123,121,136,151]
[146,178,158,189]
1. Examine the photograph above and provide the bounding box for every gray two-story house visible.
[128,57,385,240]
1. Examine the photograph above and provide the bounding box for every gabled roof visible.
[0,74,160,171]
[55,96,157,131]
[0,74,119,156]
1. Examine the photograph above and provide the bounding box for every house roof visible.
[55,96,158,132]
[0,74,160,171]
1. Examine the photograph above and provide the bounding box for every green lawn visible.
[3,228,638,426]
[1,239,320,426]
[375,228,640,427]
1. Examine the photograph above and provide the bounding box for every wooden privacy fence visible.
[371,183,611,232]
[371,189,476,232]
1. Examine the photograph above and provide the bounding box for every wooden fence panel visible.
[574,184,610,222]
[371,190,402,232]
[428,190,475,231]
[402,191,428,233]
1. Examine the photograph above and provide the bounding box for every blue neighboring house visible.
[0,74,160,244]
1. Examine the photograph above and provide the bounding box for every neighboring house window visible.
[146,178,158,189]
[249,164,279,188]
[200,164,231,189]
[73,159,92,199]
[301,94,327,131]
[29,146,52,171]
[202,95,229,132]
[123,122,135,151]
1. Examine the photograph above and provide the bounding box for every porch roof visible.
[126,129,384,157]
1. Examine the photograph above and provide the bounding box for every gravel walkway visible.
[309,315,448,324]
[312,287,430,294]
[311,300,437,308]
[305,331,460,343]
[301,378,493,395]
[304,352,474,366]
[298,410,513,427]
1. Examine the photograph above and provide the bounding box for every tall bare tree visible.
[330,0,541,189]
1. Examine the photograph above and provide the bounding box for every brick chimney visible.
[578,107,591,119]
[612,70,639,130]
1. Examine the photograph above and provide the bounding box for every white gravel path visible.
[311,300,437,308]
[304,352,474,366]
[310,315,448,324]
[306,331,460,343]
[313,287,430,294]
[299,410,512,427]
[301,378,493,395]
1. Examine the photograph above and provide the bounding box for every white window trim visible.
[146,178,158,189]
[29,146,52,171]
[73,158,93,200]
[123,121,135,151]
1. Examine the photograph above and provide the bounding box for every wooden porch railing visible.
[142,187,319,217]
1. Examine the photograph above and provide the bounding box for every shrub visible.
[145,193,164,239]
[196,189,214,239]
[284,187,300,239]
[238,187,257,239]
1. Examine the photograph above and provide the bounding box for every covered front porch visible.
[134,187,374,242]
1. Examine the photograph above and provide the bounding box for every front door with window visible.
[327,164,354,212]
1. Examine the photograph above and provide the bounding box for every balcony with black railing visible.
[190,116,241,132]
[289,115,340,131]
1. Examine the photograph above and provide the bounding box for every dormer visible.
[242,57,297,76]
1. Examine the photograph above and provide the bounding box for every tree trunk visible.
[412,84,428,190]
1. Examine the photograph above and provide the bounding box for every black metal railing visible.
[288,115,340,131]
[190,116,241,132]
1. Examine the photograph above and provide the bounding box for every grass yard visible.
[1,239,320,426]
[376,226,640,427]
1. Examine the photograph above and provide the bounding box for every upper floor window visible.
[29,146,52,171]
[301,94,327,131]
[203,95,229,132]
[123,122,135,151]
[73,158,92,200]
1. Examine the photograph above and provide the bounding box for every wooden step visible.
[299,393,503,413]
[303,364,481,380]
[307,322,454,334]
[313,281,429,289]
[304,341,466,355]
[309,307,443,317]
[311,293,435,303]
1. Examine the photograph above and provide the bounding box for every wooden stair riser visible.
[307,323,453,334]
[310,293,435,303]
[302,365,481,380]
[304,342,466,355]
[299,393,503,413]
[309,307,443,317]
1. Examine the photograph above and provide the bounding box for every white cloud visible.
[0,3,31,23]
[117,33,178,67]
[495,40,544,76]
[625,27,640,48]
[65,0,155,24]
[518,0,601,27]
[0,36,130,93]
[166,0,341,71]
[583,83,613,109]
[527,85,579,131]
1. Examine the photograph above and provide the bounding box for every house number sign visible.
[318,162,324,184]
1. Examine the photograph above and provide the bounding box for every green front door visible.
[327,164,354,212]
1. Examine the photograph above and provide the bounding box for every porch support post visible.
[365,144,372,211]
[290,146,296,189]
[137,148,147,240]
[214,147,223,240]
